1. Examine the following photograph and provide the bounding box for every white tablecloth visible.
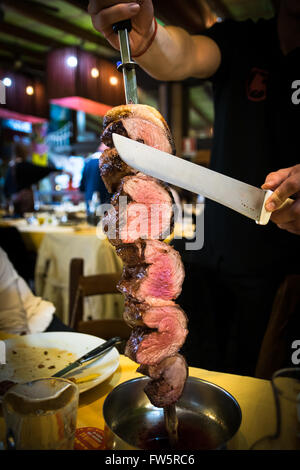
[35,230,124,325]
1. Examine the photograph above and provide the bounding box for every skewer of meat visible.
[99,104,188,448]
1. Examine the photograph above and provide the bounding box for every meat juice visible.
[137,420,219,450]
[114,408,225,451]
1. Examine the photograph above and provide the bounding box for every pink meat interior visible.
[122,118,172,153]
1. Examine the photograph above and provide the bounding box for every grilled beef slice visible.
[137,354,188,408]
[117,240,185,303]
[102,104,175,155]
[124,303,188,365]
[102,175,174,245]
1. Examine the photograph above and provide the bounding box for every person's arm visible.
[262,164,300,235]
[136,24,221,81]
[88,0,221,80]
[0,248,55,335]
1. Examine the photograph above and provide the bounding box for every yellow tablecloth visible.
[75,357,275,450]
[0,331,275,450]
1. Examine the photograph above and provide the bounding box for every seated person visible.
[0,247,71,335]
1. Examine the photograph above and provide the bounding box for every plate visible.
[0,332,120,394]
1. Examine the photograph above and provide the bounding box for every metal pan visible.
[103,376,242,450]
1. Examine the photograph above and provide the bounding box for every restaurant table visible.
[35,228,124,325]
[75,357,276,451]
[0,218,77,251]
[0,330,276,451]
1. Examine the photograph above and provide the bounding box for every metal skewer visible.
[113,18,178,448]
[164,404,179,448]
[113,20,138,104]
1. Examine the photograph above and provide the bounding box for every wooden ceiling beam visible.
[0,22,65,49]
[2,0,113,50]
[0,54,45,77]
[62,0,89,11]
[0,39,45,62]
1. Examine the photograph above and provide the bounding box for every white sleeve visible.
[18,276,55,334]
[0,248,19,293]
[0,247,55,334]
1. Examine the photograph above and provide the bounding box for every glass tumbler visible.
[2,377,79,450]
[251,368,300,450]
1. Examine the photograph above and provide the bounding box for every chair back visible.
[68,258,130,339]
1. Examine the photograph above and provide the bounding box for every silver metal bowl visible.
[103,376,242,450]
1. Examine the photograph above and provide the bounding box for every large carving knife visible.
[112,134,274,225]
[113,19,138,104]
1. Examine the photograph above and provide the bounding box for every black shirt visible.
[4,161,57,196]
[193,17,300,275]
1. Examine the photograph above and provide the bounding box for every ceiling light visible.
[91,67,99,78]
[109,76,118,86]
[26,86,34,96]
[3,77,12,87]
[66,56,78,68]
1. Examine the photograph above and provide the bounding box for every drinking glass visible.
[251,368,300,450]
[2,377,78,450]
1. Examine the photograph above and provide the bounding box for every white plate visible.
[0,332,120,394]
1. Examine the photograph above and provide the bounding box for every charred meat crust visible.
[124,326,152,361]
[123,299,145,327]
[116,241,146,266]
[117,264,148,298]
[99,148,136,193]
[101,120,129,148]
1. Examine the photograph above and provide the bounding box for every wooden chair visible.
[255,275,300,380]
[68,258,131,340]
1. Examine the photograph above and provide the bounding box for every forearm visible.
[135,23,221,81]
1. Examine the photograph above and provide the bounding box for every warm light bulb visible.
[91,67,99,78]
[66,56,78,68]
[109,76,118,86]
[3,77,12,87]
[26,86,34,96]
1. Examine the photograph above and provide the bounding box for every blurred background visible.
[0,0,278,324]
[0,0,277,210]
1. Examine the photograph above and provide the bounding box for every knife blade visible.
[113,20,138,104]
[112,133,273,225]
[52,336,122,378]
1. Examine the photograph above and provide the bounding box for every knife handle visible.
[79,336,122,364]
[113,19,132,33]
[257,190,273,225]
